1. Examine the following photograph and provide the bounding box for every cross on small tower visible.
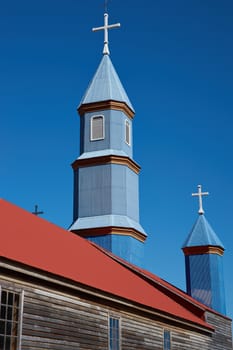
[92,13,120,55]
[192,185,209,215]
[32,204,44,216]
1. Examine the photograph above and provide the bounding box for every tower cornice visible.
[71,226,147,243]
[182,245,224,256]
[72,154,141,174]
[78,100,135,119]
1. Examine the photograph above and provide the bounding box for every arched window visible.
[125,119,131,145]
[90,115,105,141]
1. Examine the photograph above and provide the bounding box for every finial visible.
[92,13,120,55]
[32,204,44,216]
[192,185,209,215]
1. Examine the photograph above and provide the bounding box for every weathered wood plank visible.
[1,275,232,350]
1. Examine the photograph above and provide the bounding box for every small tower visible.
[182,185,226,314]
[69,13,147,266]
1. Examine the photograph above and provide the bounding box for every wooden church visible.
[0,12,232,350]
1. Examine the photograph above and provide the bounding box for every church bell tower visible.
[182,185,226,314]
[69,13,147,266]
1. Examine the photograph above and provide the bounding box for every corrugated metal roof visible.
[79,55,134,112]
[182,215,224,248]
[0,199,212,329]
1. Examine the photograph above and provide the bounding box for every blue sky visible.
[1,0,233,319]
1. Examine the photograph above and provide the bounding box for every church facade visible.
[0,12,232,350]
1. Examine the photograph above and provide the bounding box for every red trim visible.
[72,155,141,175]
[78,100,135,119]
[182,246,224,256]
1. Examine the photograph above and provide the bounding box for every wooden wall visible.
[206,311,232,350]
[0,276,232,350]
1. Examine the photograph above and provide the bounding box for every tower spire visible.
[182,186,226,314]
[192,184,209,215]
[92,13,120,55]
[70,12,146,266]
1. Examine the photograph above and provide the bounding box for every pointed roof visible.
[0,199,213,331]
[79,55,134,112]
[182,214,224,248]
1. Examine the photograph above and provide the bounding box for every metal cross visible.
[192,185,209,215]
[32,204,44,216]
[92,13,120,55]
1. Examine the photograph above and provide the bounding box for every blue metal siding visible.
[186,254,226,314]
[81,110,132,158]
[73,169,79,221]
[78,165,112,217]
[210,254,226,314]
[185,255,191,295]
[188,254,212,307]
[79,115,85,155]
[109,111,132,158]
[87,235,112,251]
[111,164,127,216]
[126,167,139,221]
[112,234,144,266]
[87,234,144,267]
[111,164,139,221]
[75,164,139,222]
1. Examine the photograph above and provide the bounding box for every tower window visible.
[91,115,105,141]
[0,289,22,350]
[163,330,171,350]
[109,316,120,350]
[125,120,130,145]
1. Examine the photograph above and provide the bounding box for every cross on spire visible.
[92,13,120,55]
[32,204,44,216]
[192,185,209,215]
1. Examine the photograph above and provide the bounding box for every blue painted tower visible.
[69,13,147,266]
[182,185,226,314]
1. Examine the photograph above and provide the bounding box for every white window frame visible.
[125,119,131,146]
[90,115,105,141]
[108,315,121,350]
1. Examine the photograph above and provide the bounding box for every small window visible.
[109,316,120,350]
[0,289,22,350]
[164,330,171,350]
[91,115,104,141]
[125,120,130,145]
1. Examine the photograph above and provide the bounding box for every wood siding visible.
[206,311,232,350]
[121,313,212,350]
[22,289,108,349]
[0,276,232,350]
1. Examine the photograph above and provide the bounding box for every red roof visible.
[0,199,212,330]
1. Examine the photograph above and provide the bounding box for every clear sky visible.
[1,0,233,319]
